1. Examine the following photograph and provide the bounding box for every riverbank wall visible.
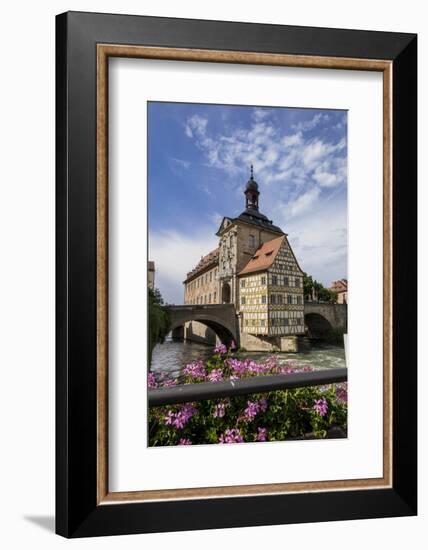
[181,321,310,352]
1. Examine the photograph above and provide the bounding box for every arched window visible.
[249,234,255,249]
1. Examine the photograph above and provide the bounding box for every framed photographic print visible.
[56,11,417,537]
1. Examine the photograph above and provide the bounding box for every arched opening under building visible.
[304,313,334,340]
[221,283,231,304]
[171,319,235,346]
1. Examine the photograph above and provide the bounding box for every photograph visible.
[147,101,349,447]
[0,1,420,544]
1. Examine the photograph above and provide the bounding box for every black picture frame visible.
[56,11,417,538]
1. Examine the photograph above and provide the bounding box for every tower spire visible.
[244,164,260,211]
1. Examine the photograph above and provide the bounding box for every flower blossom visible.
[219,428,244,444]
[162,378,178,388]
[256,427,267,442]
[208,369,223,382]
[148,372,157,388]
[213,403,226,418]
[213,343,227,355]
[164,403,197,429]
[243,398,268,421]
[244,400,260,420]
[225,357,247,377]
[178,438,192,445]
[335,384,348,404]
[313,397,329,417]
[258,397,268,412]
[230,340,237,350]
[183,360,206,379]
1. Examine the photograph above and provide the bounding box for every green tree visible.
[148,288,171,362]
[303,272,314,300]
[302,272,337,303]
[317,287,338,303]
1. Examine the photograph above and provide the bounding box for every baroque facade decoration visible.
[184,167,305,342]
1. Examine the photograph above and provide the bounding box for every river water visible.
[150,337,346,382]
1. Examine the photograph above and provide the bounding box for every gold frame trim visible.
[96,44,393,504]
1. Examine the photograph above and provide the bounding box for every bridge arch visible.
[168,304,239,346]
[304,312,334,339]
[304,302,347,336]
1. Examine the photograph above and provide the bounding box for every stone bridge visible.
[168,304,240,346]
[168,302,347,344]
[304,302,347,338]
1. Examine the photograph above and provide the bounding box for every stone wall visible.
[184,321,219,346]
[240,332,300,352]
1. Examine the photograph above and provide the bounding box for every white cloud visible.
[287,187,321,217]
[170,157,190,169]
[184,114,208,138]
[282,133,303,147]
[292,112,329,133]
[280,196,348,286]
[252,108,272,121]
[149,229,218,304]
[183,112,346,195]
[210,211,223,226]
[313,156,347,188]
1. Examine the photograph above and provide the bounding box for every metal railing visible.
[148,368,347,407]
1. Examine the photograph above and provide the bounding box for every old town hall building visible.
[183,168,305,350]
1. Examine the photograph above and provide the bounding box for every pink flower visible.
[256,427,267,442]
[162,378,178,388]
[148,372,157,388]
[336,384,348,404]
[183,360,206,379]
[213,403,226,418]
[164,403,197,429]
[219,428,244,444]
[244,400,260,421]
[178,438,192,445]
[226,357,247,376]
[230,340,237,350]
[164,410,176,426]
[279,365,296,375]
[213,344,227,355]
[243,398,268,421]
[208,369,223,382]
[313,397,329,417]
[259,397,268,412]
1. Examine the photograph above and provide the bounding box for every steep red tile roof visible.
[238,236,285,276]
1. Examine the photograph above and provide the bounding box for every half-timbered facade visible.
[238,235,305,336]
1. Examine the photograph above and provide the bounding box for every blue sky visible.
[148,102,347,304]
